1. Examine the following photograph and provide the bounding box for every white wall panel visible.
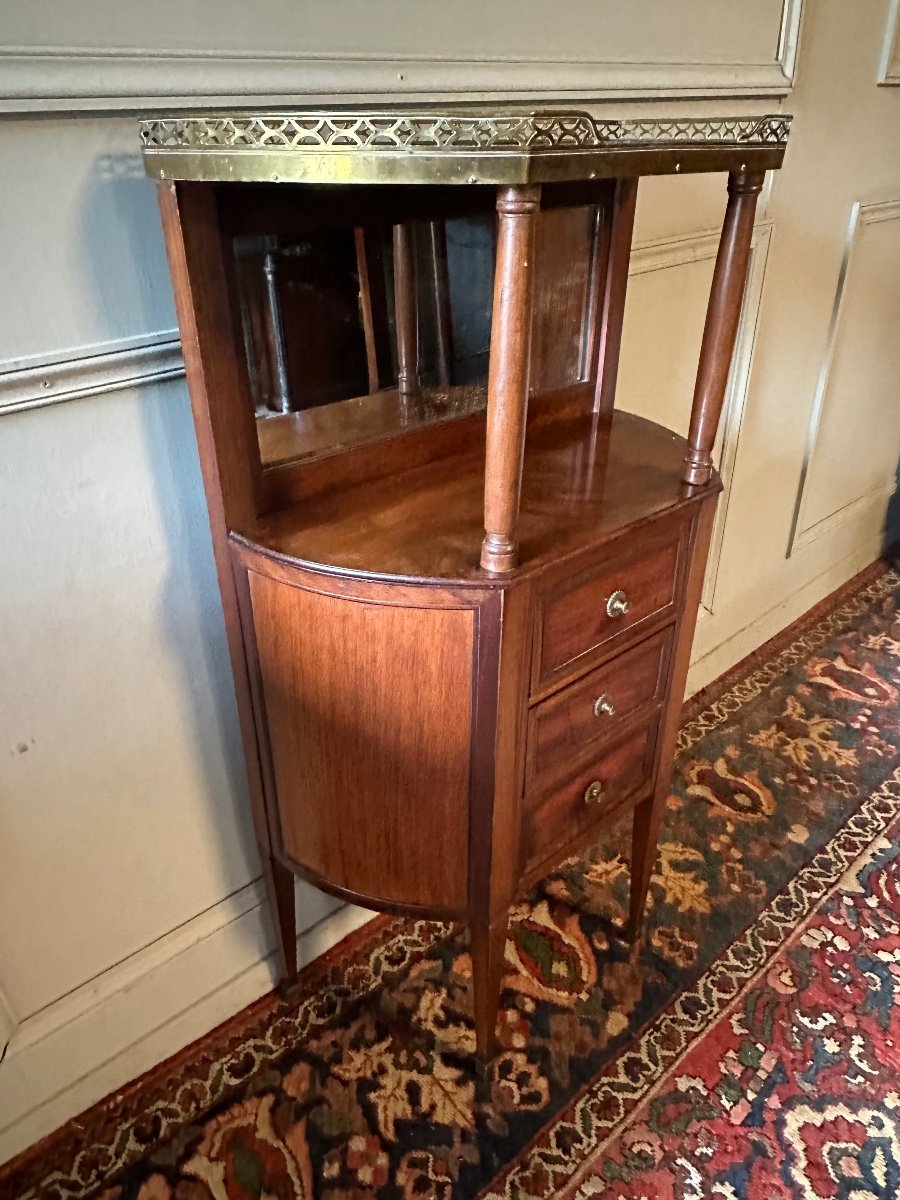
[0,0,800,111]
[0,119,172,361]
[0,368,345,1015]
[0,380,258,1015]
[791,200,900,548]
[618,222,773,618]
[879,0,900,83]
[687,0,900,690]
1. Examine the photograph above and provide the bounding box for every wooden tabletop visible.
[235,408,720,585]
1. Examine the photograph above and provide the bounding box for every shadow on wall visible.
[78,152,263,919]
[884,457,900,555]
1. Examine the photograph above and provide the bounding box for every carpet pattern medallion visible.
[3,558,900,1200]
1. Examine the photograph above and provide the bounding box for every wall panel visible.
[879,0,900,84]
[0,0,800,111]
[618,221,773,618]
[790,199,900,550]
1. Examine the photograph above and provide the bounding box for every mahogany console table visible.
[141,108,790,1058]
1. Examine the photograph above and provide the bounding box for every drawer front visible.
[533,529,683,693]
[521,720,656,874]
[527,627,671,787]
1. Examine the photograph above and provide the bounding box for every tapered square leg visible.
[471,915,509,1060]
[265,856,299,996]
[625,792,666,943]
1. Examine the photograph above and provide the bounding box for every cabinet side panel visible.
[247,572,474,909]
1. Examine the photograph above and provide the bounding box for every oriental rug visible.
[3,554,900,1200]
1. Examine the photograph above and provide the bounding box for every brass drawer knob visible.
[593,693,616,717]
[584,780,605,806]
[606,589,631,618]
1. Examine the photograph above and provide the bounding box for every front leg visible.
[625,790,665,942]
[470,913,509,1061]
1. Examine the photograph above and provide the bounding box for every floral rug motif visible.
[555,806,900,1199]
[3,558,900,1200]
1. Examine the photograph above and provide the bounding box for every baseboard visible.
[685,537,886,697]
[0,886,372,1166]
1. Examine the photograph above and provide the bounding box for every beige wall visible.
[1,0,898,1164]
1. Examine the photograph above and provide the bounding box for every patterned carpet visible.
[4,557,900,1200]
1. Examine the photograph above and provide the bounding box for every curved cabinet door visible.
[247,568,477,910]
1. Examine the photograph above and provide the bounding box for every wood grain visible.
[533,523,684,691]
[521,717,656,872]
[530,204,596,395]
[481,185,541,573]
[527,625,671,786]
[253,407,707,584]
[683,169,764,485]
[248,572,475,908]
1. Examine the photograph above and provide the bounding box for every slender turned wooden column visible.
[393,221,420,401]
[262,250,292,413]
[480,184,541,574]
[426,218,454,387]
[683,169,764,485]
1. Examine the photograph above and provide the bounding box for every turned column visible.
[683,169,764,485]
[262,250,292,413]
[425,218,454,387]
[393,222,420,402]
[480,185,541,573]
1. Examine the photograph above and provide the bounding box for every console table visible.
[141,108,790,1058]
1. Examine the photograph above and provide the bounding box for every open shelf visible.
[236,405,707,585]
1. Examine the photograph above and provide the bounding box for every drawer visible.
[521,719,656,874]
[527,626,671,788]
[533,527,683,694]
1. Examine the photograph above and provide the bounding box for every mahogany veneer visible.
[143,105,789,1058]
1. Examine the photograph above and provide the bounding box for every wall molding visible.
[0,331,183,417]
[0,984,16,1055]
[629,228,723,277]
[0,1,802,114]
[778,0,805,87]
[629,220,774,619]
[878,0,900,85]
[0,879,360,1165]
[788,197,900,556]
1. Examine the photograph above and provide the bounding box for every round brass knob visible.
[606,589,631,618]
[584,780,604,806]
[593,693,616,718]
